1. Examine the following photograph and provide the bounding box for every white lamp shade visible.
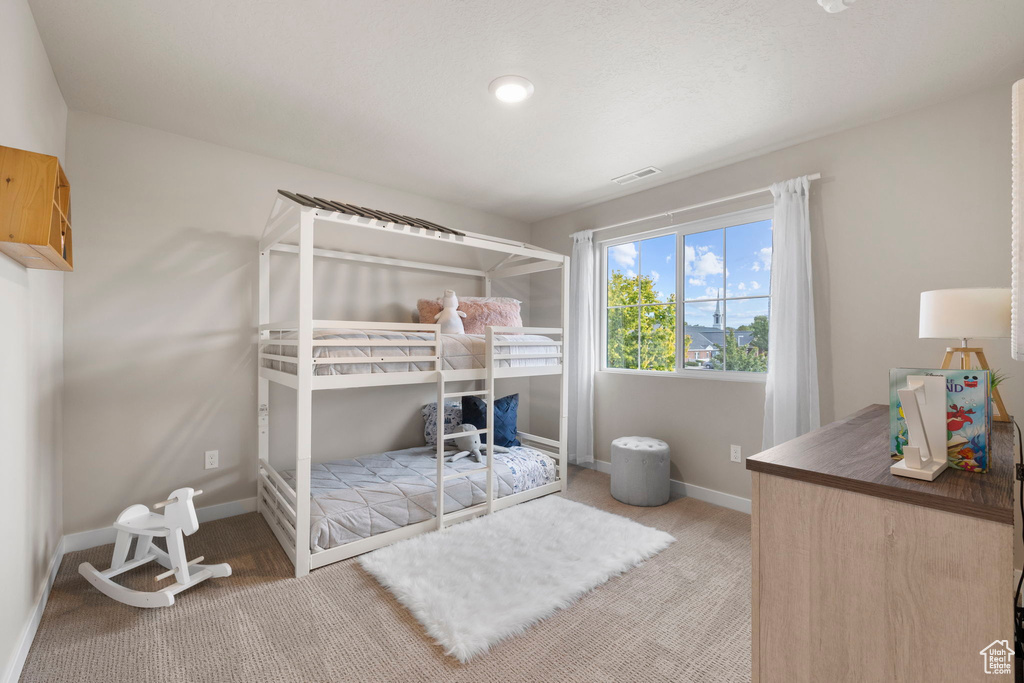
[919,288,1011,340]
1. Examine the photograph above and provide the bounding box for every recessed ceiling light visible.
[818,0,855,12]
[489,75,534,104]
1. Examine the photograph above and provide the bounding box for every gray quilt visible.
[280,446,557,552]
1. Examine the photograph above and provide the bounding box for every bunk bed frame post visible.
[559,256,570,490]
[293,209,314,578]
[435,373,445,530]
[485,327,495,513]
[257,249,270,518]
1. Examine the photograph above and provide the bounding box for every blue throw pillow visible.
[461,394,521,448]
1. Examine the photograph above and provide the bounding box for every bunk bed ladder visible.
[435,331,496,530]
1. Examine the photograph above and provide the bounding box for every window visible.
[603,207,772,377]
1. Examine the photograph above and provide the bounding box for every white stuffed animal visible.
[434,289,467,334]
[439,423,510,463]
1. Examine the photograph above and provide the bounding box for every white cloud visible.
[683,244,723,286]
[666,254,673,263]
[737,282,746,291]
[610,243,638,269]
[757,247,771,272]
[751,281,760,290]
[626,270,637,279]
[650,270,660,283]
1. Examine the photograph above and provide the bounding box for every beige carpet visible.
[20,467,751,683]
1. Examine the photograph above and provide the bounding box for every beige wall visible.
[531,80,1023,506]
[0,0,67,678]
[63,111,533,533]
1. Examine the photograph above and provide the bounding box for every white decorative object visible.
[1010,79,1023,360]
[358,496,674,662]
[438,423,509,463]
[569,230,596,463]
[763,176,820,450]
[610,436,670,506]
[434,289,467,334]
[891,375,948,481]
[818,0,856,12]
[78,488,232,608]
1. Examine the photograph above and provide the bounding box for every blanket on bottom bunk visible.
[280,446,557,552]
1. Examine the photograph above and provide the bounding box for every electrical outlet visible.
[205,450,219,470]
[730,445,742,463]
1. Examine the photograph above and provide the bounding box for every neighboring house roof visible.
[684,325,754,350]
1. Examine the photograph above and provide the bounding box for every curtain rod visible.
[589,173,821,235]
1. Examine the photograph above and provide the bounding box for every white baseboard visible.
[63,496,258,552]
[2,538,64,683]
[577,460,752,514]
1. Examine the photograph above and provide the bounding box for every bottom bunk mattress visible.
[279,446,557,552]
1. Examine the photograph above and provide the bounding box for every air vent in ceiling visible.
[612,166,662,185]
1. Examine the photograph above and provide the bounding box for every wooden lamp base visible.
[939,347,1010,422]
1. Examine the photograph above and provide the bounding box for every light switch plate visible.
[205,450,219,469]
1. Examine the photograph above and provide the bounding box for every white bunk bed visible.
[256,191,570,577]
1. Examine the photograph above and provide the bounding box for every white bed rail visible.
[257,462,298,563]
[487,326,564,373]
[517,431,565,463]
[258,321,444,379]
[258,322,567,386]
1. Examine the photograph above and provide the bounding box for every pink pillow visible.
[417,297,522,334]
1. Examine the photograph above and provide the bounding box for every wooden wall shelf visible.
[0,145,73,271]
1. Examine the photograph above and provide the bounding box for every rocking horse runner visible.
[78,487,232,608]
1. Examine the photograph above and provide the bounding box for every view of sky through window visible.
[606,215,772,374]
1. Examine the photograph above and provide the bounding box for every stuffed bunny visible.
[434,289,467,334]
[438,424,510,463]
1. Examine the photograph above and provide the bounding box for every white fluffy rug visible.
[358,495,675,662]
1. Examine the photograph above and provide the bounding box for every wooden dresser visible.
[747,404,1015,682]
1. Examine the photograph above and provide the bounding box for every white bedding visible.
[263,329,558,375]
[279,446,558,552]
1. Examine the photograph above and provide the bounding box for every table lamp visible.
[919,287,1010,422]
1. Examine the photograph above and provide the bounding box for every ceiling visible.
[29,0,1024,223]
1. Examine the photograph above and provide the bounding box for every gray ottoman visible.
[610,436,670,506]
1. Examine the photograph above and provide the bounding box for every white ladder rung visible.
[442,390,489,399]
[441,502,489,524]
[442,428,489,440]
[443,466,489,482]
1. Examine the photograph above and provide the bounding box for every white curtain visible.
[568,230,596,463]
[762,176,820,450]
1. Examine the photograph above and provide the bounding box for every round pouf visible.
[610,436,670,506]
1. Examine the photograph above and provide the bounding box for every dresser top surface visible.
[746,404,1016,524]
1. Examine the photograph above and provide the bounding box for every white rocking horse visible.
[78,487,232,608]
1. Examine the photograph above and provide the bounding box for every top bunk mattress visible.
[263,329,558,375]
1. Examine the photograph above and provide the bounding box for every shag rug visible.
[358,495,675,662]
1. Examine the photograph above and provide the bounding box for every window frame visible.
[598,205,773,383]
